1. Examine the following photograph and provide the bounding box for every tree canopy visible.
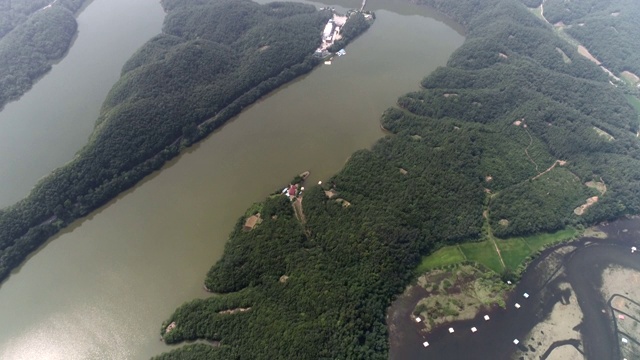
[0,0,88,109]
[155,0,640,358]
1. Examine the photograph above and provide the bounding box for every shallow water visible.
[389,219,640,360]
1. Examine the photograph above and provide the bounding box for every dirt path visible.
[539,1,549,25]
[532,159,566,181]
[536,0,621,82]
[523,127,540,173]
[483,202,507,271]
[292,197,306,224]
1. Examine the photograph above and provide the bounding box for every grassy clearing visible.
[496,238,531,270]
[417,228,578,275]
[625,94,640,119]
[522,228,578,252]
[556,47,572,64]
[593,126,615,141]
[416,246,465,273]
[459,241,503,273]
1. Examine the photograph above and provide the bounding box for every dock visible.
[360,0,366,11]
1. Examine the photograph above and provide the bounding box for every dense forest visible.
[154,0,640,358]
[0,0,372,285]
[535,0,640,75]
[0,0,88,109]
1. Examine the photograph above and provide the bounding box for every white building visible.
[323,20,334,41]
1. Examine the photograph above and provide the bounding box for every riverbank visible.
[389,218,640,359]
[0,1,374,286]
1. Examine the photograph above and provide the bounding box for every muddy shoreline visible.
[388,218,640,360]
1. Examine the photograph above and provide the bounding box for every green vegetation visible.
[419,228,579,276]
[1,0,639,357]
[626,94,640,120]
[459,241,504,273]
[539,0,640,75]
[0,0,89,109]
[413,264,510,331]
[0,1,375,284]
[153,0,640,357]
[416,246,465,273]
[496,238,531,270]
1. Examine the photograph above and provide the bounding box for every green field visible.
[521,228,578,252]
[496,238,531,270]
[459,241,503,273]
[626,95,640,120]
[416,246,465,273]
[417,228,578,275]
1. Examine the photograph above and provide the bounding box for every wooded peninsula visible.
[0,0,88,110]
[0,1,371,284]
[0,0,639,358]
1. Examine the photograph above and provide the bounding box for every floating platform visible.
[448,327,455,333]
[484,315,490,321]
[523,293,529,298]
[513,339,519,345]
[471,327,477,333]
[515,303,521,309]
[422,341,429,348]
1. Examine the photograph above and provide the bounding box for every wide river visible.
[0,0,463,359]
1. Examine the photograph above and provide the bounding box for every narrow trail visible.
[293,197,306,224]
[536,0,621,82]
[483,202,507,271]
[539,0,549,25]
[531,159,566,181]
[523,127,540,173]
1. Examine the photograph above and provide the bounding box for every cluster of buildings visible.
[314,12,348,58]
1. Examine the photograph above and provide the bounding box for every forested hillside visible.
[0,0,372,286]
[0,0,88,109]
[155,0,640,358]
[539,0,640,75]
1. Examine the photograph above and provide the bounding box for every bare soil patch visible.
[547,345,584,360]
[621,71,640,84]
[578,45,601,65]
[324,189,337,199]
[601,267,640,306]
[336,198,351,207]
[218,307,251,315]
[593,126,614,141]
[515,282,585,360]
[165,321,177,334]
[573,196,599,216]
[582,227,607,239]
[585,180,606,195]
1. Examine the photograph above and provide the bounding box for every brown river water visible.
[0,0,464,358]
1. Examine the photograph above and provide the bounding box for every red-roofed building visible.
[288,184,298,197]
